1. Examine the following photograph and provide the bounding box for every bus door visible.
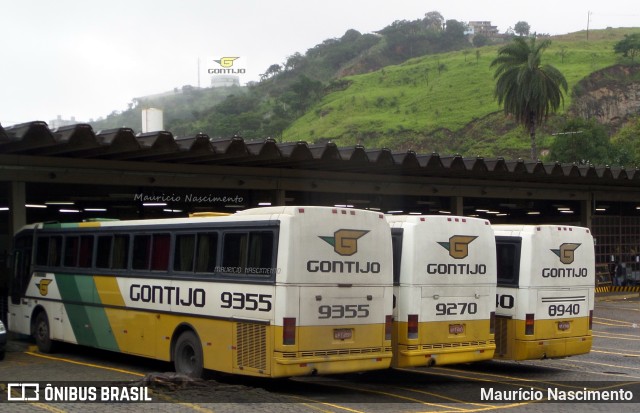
[10,231,33,306]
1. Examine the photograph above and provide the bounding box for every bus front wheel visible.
[174,331,204,378]
[34,311,55,353]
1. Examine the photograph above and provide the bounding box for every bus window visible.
[133,233,170,271]
[132,235,151,270]
[64,236,79,267]
[222,231,274,276]
[151,234,170,271]
[195,233,218,273]
[112,235,129,269]
[496,238,521,287]
[96,236,112,269]
[64,235,94,268]
[174,234,196,272]
[36,236,62,267]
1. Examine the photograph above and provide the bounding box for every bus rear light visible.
[525,313,535,335]
[408,314,419,339]
[489,311,495,334]
[385,315,393,340]
[589,310,593,330]
[283,317,296,345]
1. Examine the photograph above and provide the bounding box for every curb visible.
[595,292,640,302]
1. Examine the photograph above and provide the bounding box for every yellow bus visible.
[7,206,393,378]
[493,225,594,360]
[387,215,496,367]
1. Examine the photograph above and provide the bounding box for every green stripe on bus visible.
[55,273,120,352]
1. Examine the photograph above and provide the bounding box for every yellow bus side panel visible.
[494,317,592,361]
[393,319,495,367]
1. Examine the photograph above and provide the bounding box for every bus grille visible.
[236,323,267,370]
[495,316,510,356]
[417,340,495,351]
[282,347,392,358]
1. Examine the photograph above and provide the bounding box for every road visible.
[0,295,638,412]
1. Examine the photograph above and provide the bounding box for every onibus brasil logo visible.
[319,229,369,256]
[437,235,477,259]
[551,243,581,264]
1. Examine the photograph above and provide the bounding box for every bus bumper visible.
[272,351,392,377]
[393,342,496,368]
[508,335,592,361]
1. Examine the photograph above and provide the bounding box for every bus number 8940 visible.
[548,303,580,317]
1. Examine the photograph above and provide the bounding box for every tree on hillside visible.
[514,21,530,36]
[491,37,568,160]
[547,118,612,165]
[611,116,640,166]
[613,33,640,62]
[424,11,444,30]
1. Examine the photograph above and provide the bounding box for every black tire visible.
[173,331,204,378]
[34,311,55,353]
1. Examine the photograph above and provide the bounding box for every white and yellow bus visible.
[7,206,393,378]
[387,215,496,367]
[493,225,594,360]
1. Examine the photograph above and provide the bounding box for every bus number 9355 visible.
[318,304,370,319]
[220,292,272,312]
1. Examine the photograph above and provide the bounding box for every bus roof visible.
[386,214,490,226]
[23,206,384,232]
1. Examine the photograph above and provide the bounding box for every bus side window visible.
[222,231,274,276]
[496,239,521,287]
[175,234,196,272]
[36,236,62,267]
[247,231,274,272]
[112,235,129,270]
[151,234,170,271]
[64,236,80,267]
[222,233,247,273]
[195,233,218,273]
[133,233,170,271]
[96,236,112,268]
[132,235,151,270]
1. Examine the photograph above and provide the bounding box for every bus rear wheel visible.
[34,311,55,353]
[174,331,204,378]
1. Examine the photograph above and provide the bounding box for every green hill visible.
[282,28,636,158]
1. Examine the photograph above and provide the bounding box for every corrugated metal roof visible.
[1,121,638,186]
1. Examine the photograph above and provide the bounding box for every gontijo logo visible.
[307,229,380,274]
[437,235,478,259]
[542,243,587,278]
[214,56,239,68]
[320,229,369,256]
[551,243,581,264]
[36,279,53,296]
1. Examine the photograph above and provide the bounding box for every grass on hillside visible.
[283,28,635,155]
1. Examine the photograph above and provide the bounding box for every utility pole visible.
[197,58,201,88]
[586,11,592,40]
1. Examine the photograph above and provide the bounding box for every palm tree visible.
[491,37,567,160]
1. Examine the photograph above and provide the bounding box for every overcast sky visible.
[1,0,638,126]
